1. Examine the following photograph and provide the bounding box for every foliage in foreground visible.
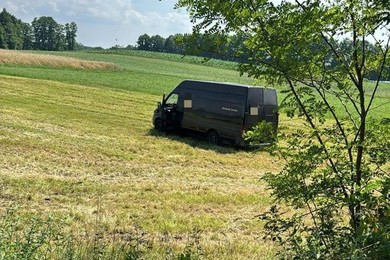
[177,0,390,258]
[243,121,277,146]
[261,119,390,259]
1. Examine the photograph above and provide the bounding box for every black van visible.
[152,80,278,146]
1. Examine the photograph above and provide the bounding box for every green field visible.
[1,50,389,259]
[0,50,282,259]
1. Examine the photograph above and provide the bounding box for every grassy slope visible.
[0,52,279,259]
[1,50,388,258]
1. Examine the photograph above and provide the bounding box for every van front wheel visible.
[207,131,219,145]
[154,118,164,131]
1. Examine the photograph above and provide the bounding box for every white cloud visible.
[122,9,192,32]
[0,0,192,48]
[2,0,135,23]
[68,0,135,21]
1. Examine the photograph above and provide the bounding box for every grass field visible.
[0,49,389,259]
[0,50,256,95]
[0,50,281,259]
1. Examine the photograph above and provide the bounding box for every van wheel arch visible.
[154,118,164,131]
[206,130,219,145]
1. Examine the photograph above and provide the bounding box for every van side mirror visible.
[157,102,162,109]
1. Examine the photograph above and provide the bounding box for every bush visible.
[243,121,277,146]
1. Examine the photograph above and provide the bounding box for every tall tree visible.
[31,16,64,51]
[65,22,77,51]
[137,33,151,50]
[0,24,6,49]
[150,35,165,52]
[21,22,34,50]
[0,8,24,49]
[164,35,178,53]
[176,0,390,258]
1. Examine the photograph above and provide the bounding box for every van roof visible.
[182,79,258,89]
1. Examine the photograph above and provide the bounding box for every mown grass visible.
[0,51,280,259]
[0,50,388,258]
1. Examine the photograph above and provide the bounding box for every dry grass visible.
[0,49,117,70]
[0,75,282,259]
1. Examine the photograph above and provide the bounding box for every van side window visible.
[165,93,178,106]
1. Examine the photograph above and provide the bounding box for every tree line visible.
[135,33,245,62]
[135,32,390,81]
[0,8,77,51]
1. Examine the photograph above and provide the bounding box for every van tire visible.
[207,131,219,145]
[154,118,164,131]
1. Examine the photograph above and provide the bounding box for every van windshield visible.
[165,93,178,106]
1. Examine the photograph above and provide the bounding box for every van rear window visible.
[263,90,277,105]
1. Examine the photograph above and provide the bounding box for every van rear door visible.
[262,89,278,126]
[244,88,264,131]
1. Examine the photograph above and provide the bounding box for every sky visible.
[0,0,193,48]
